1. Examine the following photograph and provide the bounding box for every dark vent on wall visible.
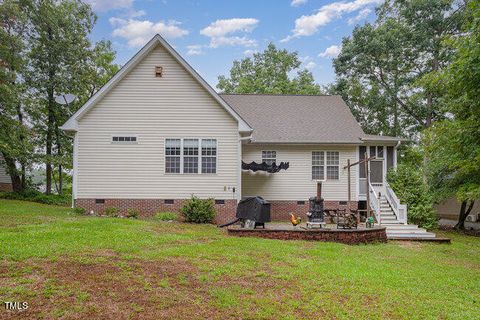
[215,199,225,205]
[164,199,174,204]
[95,199,105,204]
[155,66,163,77]
[297,201,306,205]
[339,201,347,205]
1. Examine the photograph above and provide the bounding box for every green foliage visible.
[72,207,86,215]
[104,207,119,217]
[387,164,437,229]
[126,208,139,219]
[424,0,480,206]
[155,212,178,221]
[180,196,216,223]
[0,190,70,206]
[217,43,322,94]
[333,0,466,137]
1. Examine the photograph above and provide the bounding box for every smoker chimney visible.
[317,182,322,200]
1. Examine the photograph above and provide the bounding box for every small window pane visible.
[262,150,276,165]
[359,146,366,178]
[326,151,339,166]
[202,157,216,173]
[184,156,198,173]
[370,146,376,158]
[312,151,324,166]
[377,146,384,158]
[165,157,180,173]
[312,165,324,180]
[327,166,339,179]
[165,139,181,173]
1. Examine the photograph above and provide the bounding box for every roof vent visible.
[155,66,163,77]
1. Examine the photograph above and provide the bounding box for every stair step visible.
[386,228,427,234]
[384,225,421,230]
[387,232,436,239]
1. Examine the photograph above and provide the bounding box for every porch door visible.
[370,160,383,185]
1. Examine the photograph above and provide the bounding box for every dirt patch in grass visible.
[0,255,311,319]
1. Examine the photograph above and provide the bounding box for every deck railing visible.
[368,182,381,224]
[385,182,408,224]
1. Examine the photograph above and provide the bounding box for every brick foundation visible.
[75,198,237,225]
[268,200,358,222]
[227,226,387,244]
[0,183,13,192]
[75,198,359,225]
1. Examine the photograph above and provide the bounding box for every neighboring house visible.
[435,198,480,223]
[0,154,13,192]
[61,34,406,224]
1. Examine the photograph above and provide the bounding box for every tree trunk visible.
[1,152,22,193]
[45,27,55,195]
[16,104,26,190]
[455,200,475,230]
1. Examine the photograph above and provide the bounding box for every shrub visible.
[126,208,139,219]
[180,196,216,223]
[0,190,70,206]
[105,207,120,217]
[72,207,86,215]
[387,164,437,229]
[155,212,178,221]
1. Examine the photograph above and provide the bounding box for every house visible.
[0,154,13,192]
[61,34,407,225]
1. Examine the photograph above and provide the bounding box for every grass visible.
[0,199,479,319]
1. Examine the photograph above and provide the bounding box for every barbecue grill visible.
[307,182,326,228]
[236,196,271,229]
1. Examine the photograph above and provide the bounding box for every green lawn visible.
[0,199,479,319]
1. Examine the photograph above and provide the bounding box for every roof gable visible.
[61,34,252,133]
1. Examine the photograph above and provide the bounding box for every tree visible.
[424,0,480,230]
[333,0,466,138]
[217,43,322,94]
[26,0,96,194]
[0,0,32,192]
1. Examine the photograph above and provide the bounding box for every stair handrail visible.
[368,182,381,224]
[385,182,408,224]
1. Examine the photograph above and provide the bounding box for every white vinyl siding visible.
[75,44,239,200]
[242,144,357,201]
[0,154,11,184]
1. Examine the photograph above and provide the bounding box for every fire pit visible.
[307,182,326,229]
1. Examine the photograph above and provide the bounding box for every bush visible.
[0,190,70,206]
[155,212,178,221]
[126,208,139,219]
[387,164,437,229]
[105,207,120,217]
[72,207,86,215]
[180,196,216,223]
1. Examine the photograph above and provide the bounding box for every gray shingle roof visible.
[220,94,368,144]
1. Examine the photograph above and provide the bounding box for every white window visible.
[112,136,137,143]
[326,151,339,179]
[312,151,339,180]
[201,139,217,173]
[262,151,277,165]
[183,139,199,174]
[165,138,217,174]
[165,139,181,173]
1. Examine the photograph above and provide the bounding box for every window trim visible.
[261,150,277,165]
[311,150,340,181]
[111,135,138,144]
[164,138,217,175]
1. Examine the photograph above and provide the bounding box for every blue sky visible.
[87,0,382,89]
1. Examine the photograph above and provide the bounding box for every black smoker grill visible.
[307,182,326,228]
[236,196,271,229]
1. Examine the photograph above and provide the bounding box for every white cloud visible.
[243,49,258,56]
[186,45,204,56]
[318,45,342,58]
[291,0,308,7]
[200,18,259,48]
[348,8,372,24]
[300,56,316,70]
[110,18,189,47]
[84,0,133,12]
[281,0,382,42]
[304,61,316,70]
